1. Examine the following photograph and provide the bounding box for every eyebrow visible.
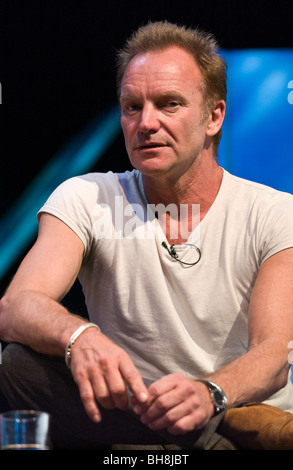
[119,93,136,102]
[120,91,188,103]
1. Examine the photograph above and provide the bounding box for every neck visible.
[142,156,222,213]
[142,156,223,245]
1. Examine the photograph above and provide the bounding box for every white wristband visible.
[65,322,100,368]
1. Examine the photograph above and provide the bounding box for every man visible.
[1,21,293,449]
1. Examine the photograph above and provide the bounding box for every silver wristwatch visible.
[197,379,228,415]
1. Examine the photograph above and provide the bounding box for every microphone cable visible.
[162,241,201,266]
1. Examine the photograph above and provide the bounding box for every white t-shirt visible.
[38,169,293,411]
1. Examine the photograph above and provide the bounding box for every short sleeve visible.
[258,191,293,264]
[37,174,101,258]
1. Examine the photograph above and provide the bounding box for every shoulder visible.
[223,170,293,208]
[37,170,141,251]
[43,170,139,205]
[52,171,117,196]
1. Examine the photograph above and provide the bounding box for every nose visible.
[137,104,160,135]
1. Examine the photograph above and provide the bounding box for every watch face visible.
[213,390,225,406]
[198,380,227,413]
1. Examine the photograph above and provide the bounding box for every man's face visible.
[120,46,213,181]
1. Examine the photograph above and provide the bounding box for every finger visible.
[78,378,102,423]
[92,349,131,410]
[74,347,116,411]
[104,368,130,410]
[131,396,150,416]
[90,371,116,410]
[143,399,201,432]
[167,410,208,435]
[142,377,178,418]
[119,359,149,404]
[147,375,177,400]
[140,388,182,426]
[132,375,178,416]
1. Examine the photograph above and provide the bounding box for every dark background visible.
[1,0,293,301]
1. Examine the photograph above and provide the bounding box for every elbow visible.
[273,361,292,395]
[0,295,13,343]
[280,364,292,389]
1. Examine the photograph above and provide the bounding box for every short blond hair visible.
[116,21,227,156]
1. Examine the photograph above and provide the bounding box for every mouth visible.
[136,142,166,150]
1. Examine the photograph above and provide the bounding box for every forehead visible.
[120,46,203,96]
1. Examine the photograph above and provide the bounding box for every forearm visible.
[205,339,290,405]
[0,289,87,356]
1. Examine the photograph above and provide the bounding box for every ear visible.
[206,100,226,137]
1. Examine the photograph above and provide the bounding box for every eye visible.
[122,103,142,116]
[167,101,179,107]
[128,104,141,111]
[160,100,181,112]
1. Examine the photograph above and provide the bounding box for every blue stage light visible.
[0,106,121,279]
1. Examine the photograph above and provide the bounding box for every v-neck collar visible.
[135,169,226,246]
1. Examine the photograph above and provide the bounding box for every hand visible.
[69,328,149,422]
[131,373,214,435]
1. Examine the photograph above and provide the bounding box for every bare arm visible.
[133,248,293,434]
[0,213,149,421]
[209,248,293,403]
[0,213,86,353]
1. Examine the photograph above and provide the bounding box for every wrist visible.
[59,319,88,351]
[64,322,101,368]
[196,379,228,415]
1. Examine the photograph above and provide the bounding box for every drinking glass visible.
[0,410,50,450]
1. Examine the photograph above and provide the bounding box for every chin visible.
[132,162,170,177]
[130,156,172,176]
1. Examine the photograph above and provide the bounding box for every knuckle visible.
[98,355,112,370]
[73,367,87,384]
[112,383,127,396]
[98,395,116,410]
[79,388,93,403]
[148,382,160,397]
[163,410,175,426]
[184,382,196,397]
[97,394,112,406]
[123,367,140,382]
[155,396,167,412]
